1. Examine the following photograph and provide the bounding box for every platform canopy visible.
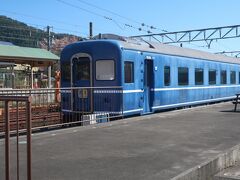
[0,44,59,67]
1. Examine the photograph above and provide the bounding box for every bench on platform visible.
[232,93,240,112]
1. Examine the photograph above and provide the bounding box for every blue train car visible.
[60,35,240,116]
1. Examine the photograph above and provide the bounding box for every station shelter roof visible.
[0,44,59,67]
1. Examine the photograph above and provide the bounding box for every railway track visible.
[0,105,62,133]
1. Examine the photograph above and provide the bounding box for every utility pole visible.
[47,26,51,51]
[46,25,52,88]
[89,22,93,39]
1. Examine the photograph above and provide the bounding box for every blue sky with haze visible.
[1,0,240,53]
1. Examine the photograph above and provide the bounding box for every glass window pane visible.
[124,62,134,83]
[164,66,170,86]
[178,67,188,86]
[96,60,115,80]
[76,58,90,81]
[221,70,227,85]
[195,68,203,85]
[209,70,216,85]
[230,71,236,84]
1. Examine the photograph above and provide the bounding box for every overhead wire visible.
[0,9,106,36]
[75,0,168,33]
[0,36,39,42]
[0,25,82,47]
[56,0,154,34]
[75,0,140,25]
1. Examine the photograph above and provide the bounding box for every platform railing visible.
[0,87,123,133]
[0,96,32,180]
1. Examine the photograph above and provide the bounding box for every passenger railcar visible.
[60,35,240,116]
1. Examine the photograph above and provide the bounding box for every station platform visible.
[1,102,240,180]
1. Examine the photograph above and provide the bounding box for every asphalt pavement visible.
[1,102,240,180]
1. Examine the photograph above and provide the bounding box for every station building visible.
[0,43,59,89]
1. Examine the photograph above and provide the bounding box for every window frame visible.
[209,69,217,85]
[230,71,236,84]
[75,58,91,81]
[95,59,116,81]
[164,66,171,86]
[124,61,134,84]
[178,67,189,86]
[195,68,204,85]
[220,70,227,85]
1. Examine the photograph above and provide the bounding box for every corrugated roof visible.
[0,45,59,62]
[0,62,15,68]
[120,40,240,65]
[0,41,14,46]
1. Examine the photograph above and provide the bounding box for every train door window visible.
[61,62,71,81]
[195,68,204,85]
[209,69,216,85]
[221,70,227,85]
[164,66,171,86]
[76,58,90,80]
[124,61,134,83]
[178,67,189,86]
[96,60,115,80]
[230,71,236,84]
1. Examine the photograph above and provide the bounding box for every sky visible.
[1,0,240,54]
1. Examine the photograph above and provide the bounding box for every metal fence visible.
[0,87,123,134]
[0,96,32,180]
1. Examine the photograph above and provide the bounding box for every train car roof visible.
[116,37,240,65]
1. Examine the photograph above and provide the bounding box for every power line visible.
[56,0,153,34]
[0,10,83,28]
[75,0,140,24]
[0,9,106,34]
[0,25,45,32]
[53,27,89,36]
[0,23,88,38]
[75,0,168,33]
[0,32,43,39]
[0,36,38,42]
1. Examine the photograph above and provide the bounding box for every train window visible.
[76,58,90,81]
[239,72,240,84]
[124,62,134,83]
[221,70,227,85]
[178,67,189,86]
[61,62,70,81]
[96,60,115,80]
[164,66,170,86]
[209,70,216,85]
[230,71,236,84]
[195,68,204,85]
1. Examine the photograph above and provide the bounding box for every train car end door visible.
[71,54,93,113]
[143,59,154,114]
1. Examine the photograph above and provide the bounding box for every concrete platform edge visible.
[171,144,240,180]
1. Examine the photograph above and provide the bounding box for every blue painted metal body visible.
[60,39,240,116]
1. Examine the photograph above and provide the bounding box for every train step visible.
[82,113,109,126]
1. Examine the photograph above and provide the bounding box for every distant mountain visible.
[0,15,81,55]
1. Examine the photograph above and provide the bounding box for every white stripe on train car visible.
[94,90,122,93]
[123,90,143,93]
[152,96,235,110]
[123,109,143,113]
[62,109,72,112]
[152,85,240,91]
[93,89,143,93]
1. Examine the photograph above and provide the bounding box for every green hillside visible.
[0,15,47,47]
[0,15,81,53]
